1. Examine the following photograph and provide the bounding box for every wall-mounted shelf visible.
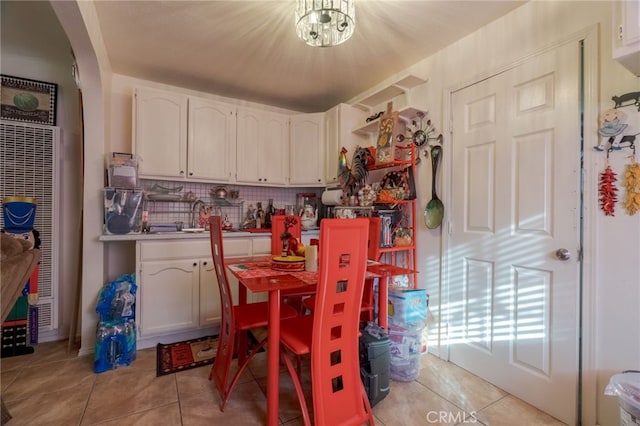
[352,106,425,136]
[352,74,427,111]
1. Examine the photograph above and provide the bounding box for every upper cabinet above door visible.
[289,113,324,186]
[133,86,236,182]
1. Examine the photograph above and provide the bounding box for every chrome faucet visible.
[190,199,206,228]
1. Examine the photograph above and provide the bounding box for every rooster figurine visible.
[338,146,371,196]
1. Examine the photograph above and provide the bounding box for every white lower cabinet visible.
[135,234,317,347]
[248,236,271,303]
[199,256,239,326]
[138,258,200,336]
[198,258,219,327]
[136,238,250,345]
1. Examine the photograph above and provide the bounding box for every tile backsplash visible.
[141,179,322,229]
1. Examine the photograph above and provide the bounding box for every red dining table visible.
[226,255,416,426]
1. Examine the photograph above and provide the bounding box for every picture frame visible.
[1,74,57,126]
[375,102,398,165]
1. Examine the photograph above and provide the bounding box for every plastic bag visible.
[96,273,137,322]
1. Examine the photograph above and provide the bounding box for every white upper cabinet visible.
[613,0,640,76]
[134,87,188,179]
[188,98,236,181]
[236,107,289,185]
[324,104,367,185]
[133,87,236,181]
[290,113,324,186]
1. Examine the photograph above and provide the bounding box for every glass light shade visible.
[295,0,355,47]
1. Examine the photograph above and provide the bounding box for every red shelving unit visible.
[370,143,418,288]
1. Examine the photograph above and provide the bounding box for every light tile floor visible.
[1,340,567,425]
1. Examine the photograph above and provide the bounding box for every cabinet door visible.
[139,259,199,336]
[199,258,219,326]
[134,87,188,178]
[236,107,262,183]
[188,98,236,181]
[261,112,289,185]
[237,108,289,185]
[613,0,640,75]
[290,113,324,186]
[199,257,241,326]
[324,104,367,184]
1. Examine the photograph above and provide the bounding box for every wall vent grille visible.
[1,121,59,332]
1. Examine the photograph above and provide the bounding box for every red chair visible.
[272,215,314,311]
[208,216,298,411]
[279,218,375,425]
[302,216,380,322]
[270,215,301,256]
[361,216,382,321]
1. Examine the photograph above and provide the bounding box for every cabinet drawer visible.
[252,236,271,255]
[139,237,251,261]
[223,238,253,257]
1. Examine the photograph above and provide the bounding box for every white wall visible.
[50,0,113,360]
[1,0,82,343]
[353,2,637,425]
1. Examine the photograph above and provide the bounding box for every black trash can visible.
[359,322,391,407]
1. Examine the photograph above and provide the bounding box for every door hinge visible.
[618,25,624,41]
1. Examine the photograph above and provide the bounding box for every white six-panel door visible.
[447,41,581,425]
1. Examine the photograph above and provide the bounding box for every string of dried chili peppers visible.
[599,163,618,216]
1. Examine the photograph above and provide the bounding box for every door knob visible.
[555,248,571,261]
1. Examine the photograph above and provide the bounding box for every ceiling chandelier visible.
[295,0,355,47]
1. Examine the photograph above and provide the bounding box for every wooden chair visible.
[207,216,298,411]
[279,218,375,425]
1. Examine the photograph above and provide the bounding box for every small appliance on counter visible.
[297,192,319,230]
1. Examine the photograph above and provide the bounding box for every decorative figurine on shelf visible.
[338,146,372,197]
[242,205,257,229]
[393,227,413,247]
[280,216,298,257]
[255,202,265,228]
[222,214,233,230]
[197,204,212,229]
[358,185,376,207]
[300,204,317,230]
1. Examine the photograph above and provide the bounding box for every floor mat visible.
[156,331,262,376]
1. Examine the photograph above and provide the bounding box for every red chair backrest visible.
[367,216,382,261]
[311,218,372,425]
[271,215,302,256]
[208,215,236,392]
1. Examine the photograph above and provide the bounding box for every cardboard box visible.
[388,288,428,325]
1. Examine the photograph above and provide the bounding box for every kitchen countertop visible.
[99,228,320,242]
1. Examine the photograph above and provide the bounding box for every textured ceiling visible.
[94,1,525,112]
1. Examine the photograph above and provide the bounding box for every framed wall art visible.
[376,102,398,165]
[1,75,57,126]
